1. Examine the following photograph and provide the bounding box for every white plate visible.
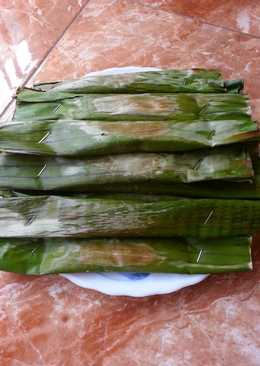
[61,272,208,297]
[60,66,209,297]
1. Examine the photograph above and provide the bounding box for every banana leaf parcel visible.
[0,237,251,275]
[3,69,257,278]
[19,69,244,95]
[76,155,260,199]
[0,147,253,191]
[14,93,251,122]
[0,118,258,156]
[0,194,259,238]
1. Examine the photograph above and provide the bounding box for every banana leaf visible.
[5,149,260,199]
[64,153,260,198]
[14,93,251,121]
[0,147,253,191]
[0,237,252,275]
[0,118,258,156]
[13,157,260,198]
[0,189,16,198]
[54,153,260,198]
[18,69,244,97]
[0,194,260,238]
[77,179,260,199]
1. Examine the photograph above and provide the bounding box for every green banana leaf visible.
[14,93,251,121]
[0,194,259,238]
[0,118,258,156]
[11,157,260,198]
[0,147,253,191]
[18,69,244,97]
[68,154,260,198]
[0,237,252,275]
[5,150,260,199]
[78,179,260,199]
[0,189,16,198]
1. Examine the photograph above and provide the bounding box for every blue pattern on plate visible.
[120,273,150,280]
[98,272,150,281]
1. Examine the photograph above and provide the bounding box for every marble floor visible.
[0,1,260,365]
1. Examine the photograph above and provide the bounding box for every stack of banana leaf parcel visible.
[0,69,260,275]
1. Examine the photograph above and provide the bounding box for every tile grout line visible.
[0,0,91,119]
[189,17,260,39]
[140,1,260,40]
[23,0,91,84]
[176,17,260,39]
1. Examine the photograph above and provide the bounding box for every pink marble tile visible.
[142,0,260,37]
[0,240,259,365]
[0,0,84,115]
[0,101,15,122]
[34,0,260,122]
